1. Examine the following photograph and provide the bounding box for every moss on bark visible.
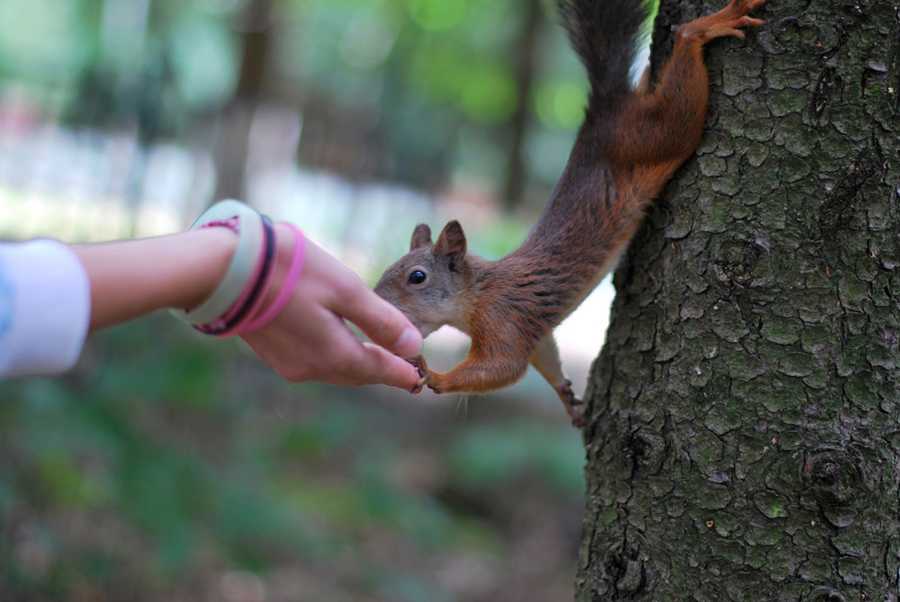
[577,0,900,599]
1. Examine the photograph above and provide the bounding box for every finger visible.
[332,282,423,359]
[351,341,422,389]
[301,241,423,358]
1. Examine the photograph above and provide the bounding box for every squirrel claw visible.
[569,407,587,428]
[411,377,428,395]
[558,381,587,428]
[408,356,430,394]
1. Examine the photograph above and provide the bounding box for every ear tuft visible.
[410,224,433,250]
[434,220,467,271]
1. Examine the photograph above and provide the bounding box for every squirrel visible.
[374,0,766,427]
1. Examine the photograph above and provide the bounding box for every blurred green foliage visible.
[278,0,588,190]
[0,0,592,195]
[0,316,584,600]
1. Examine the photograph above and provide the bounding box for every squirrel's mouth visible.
[410,319,433,338]
[403,314,445,340]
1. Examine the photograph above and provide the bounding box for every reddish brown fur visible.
[375,0,765,426]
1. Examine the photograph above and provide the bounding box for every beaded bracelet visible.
[171,200,266,326]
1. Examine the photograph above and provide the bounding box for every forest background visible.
[0,0,633,600]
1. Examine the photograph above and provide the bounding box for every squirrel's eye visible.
[408,270,427,285]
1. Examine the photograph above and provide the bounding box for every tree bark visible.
[576,0,900,600]
[503,0,543,210]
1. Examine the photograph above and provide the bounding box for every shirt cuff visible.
[0,240,91,378]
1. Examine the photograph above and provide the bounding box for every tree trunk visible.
[503,0,543,210]
[576,0,900,600]
[213,0,273,202]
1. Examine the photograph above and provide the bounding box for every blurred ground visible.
[1,315,588,602]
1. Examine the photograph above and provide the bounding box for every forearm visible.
[72,227,237,332]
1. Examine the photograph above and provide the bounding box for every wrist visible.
[172,201,268,326]
[172,201,307,337]
[179,227,240,312]
[73,227,239,332]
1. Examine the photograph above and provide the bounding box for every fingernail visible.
[395,327,423,359]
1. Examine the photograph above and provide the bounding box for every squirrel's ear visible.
[410,224,433,250]
[434,220,467,271]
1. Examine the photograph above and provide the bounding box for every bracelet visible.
[209,222,306,337]
[172,202,306,337]
[171,200,265,325]
[194,217,277,336]
[237,222,306,335]
[198,216,241,235]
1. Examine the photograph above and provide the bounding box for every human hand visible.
[239,225,423,389]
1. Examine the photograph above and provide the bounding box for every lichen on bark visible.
[576,0,900,600]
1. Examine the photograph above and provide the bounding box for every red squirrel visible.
[374,0,766,426]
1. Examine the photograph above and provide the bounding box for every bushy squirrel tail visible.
[557,0,652,111]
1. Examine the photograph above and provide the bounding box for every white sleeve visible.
[0,240,91,378]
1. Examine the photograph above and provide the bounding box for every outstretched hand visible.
[73,222,420,389]
[240,225,423,389]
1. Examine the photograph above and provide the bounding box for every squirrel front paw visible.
[407,355,445,395]
[411,377,429,394]
[408,356,431,394]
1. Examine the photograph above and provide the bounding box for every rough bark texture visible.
[576,0,900,600]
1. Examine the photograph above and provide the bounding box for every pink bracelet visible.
[210,221,280,337]
[237,223,306,335]
[195,217,277,335]
[192,221,305,337]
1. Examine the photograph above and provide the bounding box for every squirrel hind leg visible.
[530,334,586,427]
[680,0,766,43]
